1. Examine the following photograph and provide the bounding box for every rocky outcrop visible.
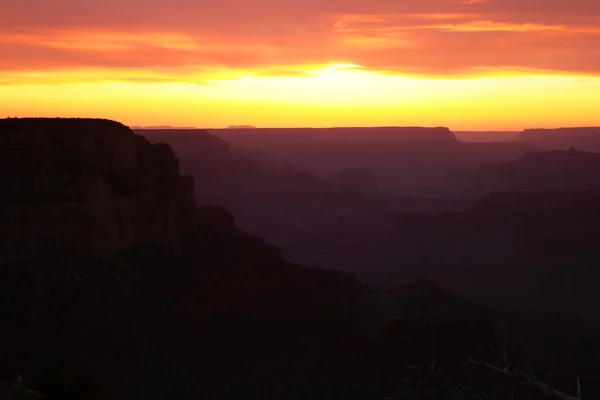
[0,118,197,263]
[4,119,600,400]
[0,118,366,323]
[0,118,370,399]
[517,127,600,152]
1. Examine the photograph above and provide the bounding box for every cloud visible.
[426,21,600,33]
[1,0,599,80]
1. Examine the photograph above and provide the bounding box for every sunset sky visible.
[2,0,600,130]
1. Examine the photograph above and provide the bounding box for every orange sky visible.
[2,0,600,130]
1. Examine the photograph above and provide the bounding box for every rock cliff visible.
[4,119,594,400]
[0,118,370,398]
[0,118,197,263]
[0,118,365,325]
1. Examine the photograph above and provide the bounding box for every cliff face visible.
[0,118,364,320]
[3,120,598,400]
[0,118,196,263]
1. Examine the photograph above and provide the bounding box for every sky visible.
[1,0,600,130]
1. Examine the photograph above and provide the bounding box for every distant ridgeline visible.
[441,148,600,196]
[226,125,257,129]
[215,126,460,142]
[518,127,600,152]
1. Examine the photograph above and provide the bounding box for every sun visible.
[310,63,365,77]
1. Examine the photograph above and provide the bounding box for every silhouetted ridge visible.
[217,126,459,142]
[381,279,496,357]
[517,147,600,162]
[195,205,237,233]
[0,118,200,263]
[390,188,600,292]
[134,128,231,160]
[0,118,370,399]
[207,126,537,197]
[0,117,364,317]
[3,119,600,399]
[518,127,600,152]
[442,149,600,196]
[131,125,198,130]
[395,189,600,226]
[226,125,257,129]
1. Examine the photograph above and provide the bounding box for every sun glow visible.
[3,0,600,130]
[2,63,600,130]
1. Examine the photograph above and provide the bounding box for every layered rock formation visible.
[215,126,459,143]
[2,119,599,399]
[0,118,196,263]
[442,149,600,196]
[388,188,600,304]
[135,128,393,247]
[518,127,600,152]
[0,118,370,398]
[210,126,536,196]
[0,118,367,324]
[394,188,600,268]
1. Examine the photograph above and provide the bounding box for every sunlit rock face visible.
[0,118,196,263]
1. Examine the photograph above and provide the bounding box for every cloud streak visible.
[1,0,599,80]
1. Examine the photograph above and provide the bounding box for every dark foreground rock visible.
[0,118,597,400]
